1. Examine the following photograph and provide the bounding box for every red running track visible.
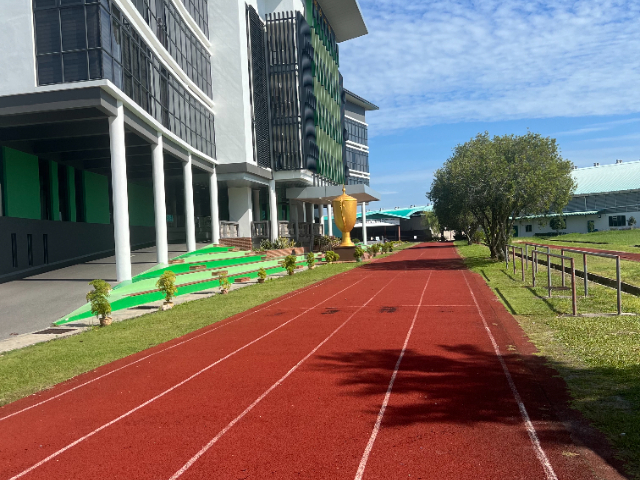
[0,244,626,479]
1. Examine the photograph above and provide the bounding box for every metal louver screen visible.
[247,6,272,169]
[266,11,303,171]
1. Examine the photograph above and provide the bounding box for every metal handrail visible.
[530,250,577,316]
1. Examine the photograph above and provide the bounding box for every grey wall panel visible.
[345,101,366,123]
[0,218,156,281]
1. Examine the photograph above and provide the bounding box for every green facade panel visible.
[67,166,77,222]
[49,161,60,221]
[1,147,41,220]
[83,171,110,224]
[128,181,155,227]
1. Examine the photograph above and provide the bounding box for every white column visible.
[152,134,168,264]
[209,168,220,244]
[318,204,324,235]
[362,202,368,246]
[184,154,196,252]
[268,179,278,241]
[327,203,333,236]
[290,200,299,241]
[301,201,307,222]
[109,102,132,282]
[228,187,253,237]
[252,189,261,222]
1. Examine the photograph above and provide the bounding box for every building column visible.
[209,167,220,244]
[109,102,132,282]
[252,189,261,221]
[184,154,196,252]
[327,203,333,236]
[269,179,278,241]
[290,199,299,241]
[152,134,168,264]
[228,187,253,237]
[317,204,324,235]
[362,202,368,245]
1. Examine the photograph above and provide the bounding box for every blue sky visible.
[339,0,640,210]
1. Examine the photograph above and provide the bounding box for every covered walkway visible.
[0,243,205,341]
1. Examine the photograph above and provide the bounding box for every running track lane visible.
[1,244,622,479]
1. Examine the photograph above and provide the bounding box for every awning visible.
[285,184,380,204]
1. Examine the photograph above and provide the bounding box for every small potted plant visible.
[325,251,339,263]
[354,245,365,262]
[257,267,268,283]
[86,279,112,326]
[218,272,231,294]
[306,252,316,270]
[371,244,381,257]
[156,271,178,310]
[282,255,298,275]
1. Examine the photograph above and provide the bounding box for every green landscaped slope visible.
[56,245,313,324]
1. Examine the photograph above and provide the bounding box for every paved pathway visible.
[0,243,207,340]
[0,244,625,479]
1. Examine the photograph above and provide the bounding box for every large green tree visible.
[428,132,575,259]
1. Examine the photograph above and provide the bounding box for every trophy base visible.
[333,246,357,262]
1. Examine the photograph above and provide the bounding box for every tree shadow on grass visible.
[310,345,637,478]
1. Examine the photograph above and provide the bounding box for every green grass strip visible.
[456,241,640,478]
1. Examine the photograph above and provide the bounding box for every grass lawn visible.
[0,243,415,408]
[457,241,640,478]
[523,229,640,254]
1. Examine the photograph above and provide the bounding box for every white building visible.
[513,160,640,237]
[0,0,380,282]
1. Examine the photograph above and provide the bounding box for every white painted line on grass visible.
[354,272,432,480]
[8,276,369,480]
[169,273,402,479]
[0,273,345,423]
[462,271,558,480]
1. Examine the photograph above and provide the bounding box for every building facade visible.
[0,0,380,282]
[513,160,640,237]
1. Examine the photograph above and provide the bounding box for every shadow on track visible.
[311,345,635,478]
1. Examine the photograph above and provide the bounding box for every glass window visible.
[37,54,63,84]
[32,0,216,158]
[525,225,532,232]
[60,7,86,51]
[35,10,62,54]
[609,215,626,227]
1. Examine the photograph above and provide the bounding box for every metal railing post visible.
[534,245,538,272]
[571,258,577,316]
[583,253,588,297]
[525,244,528,270]
[547,249,552,298]
[532,250,537,287]
[561,249,565,288]
[520,247,525,281]
[512,246,516,275]
[616,256,622,315]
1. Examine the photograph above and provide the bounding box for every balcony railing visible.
[220,221,239,238]
[251,221,270,239]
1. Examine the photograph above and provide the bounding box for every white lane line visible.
[168,272,402,480]
[0,273,346,423]
[8,276,369,480]
[462,272,558,480]
[353,271,432,480]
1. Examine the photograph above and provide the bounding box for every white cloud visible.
[340,0,640,134]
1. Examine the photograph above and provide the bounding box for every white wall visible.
[258,0,305,16]
[0,2,38,97]
[514,211,640,237]
[228,187,253,237]
[208,0,257,165]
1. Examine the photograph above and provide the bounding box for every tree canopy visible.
[428,132,575,259]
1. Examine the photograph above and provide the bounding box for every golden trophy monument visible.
[332,186,358,247]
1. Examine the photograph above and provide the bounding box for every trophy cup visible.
[332,186,358,247]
